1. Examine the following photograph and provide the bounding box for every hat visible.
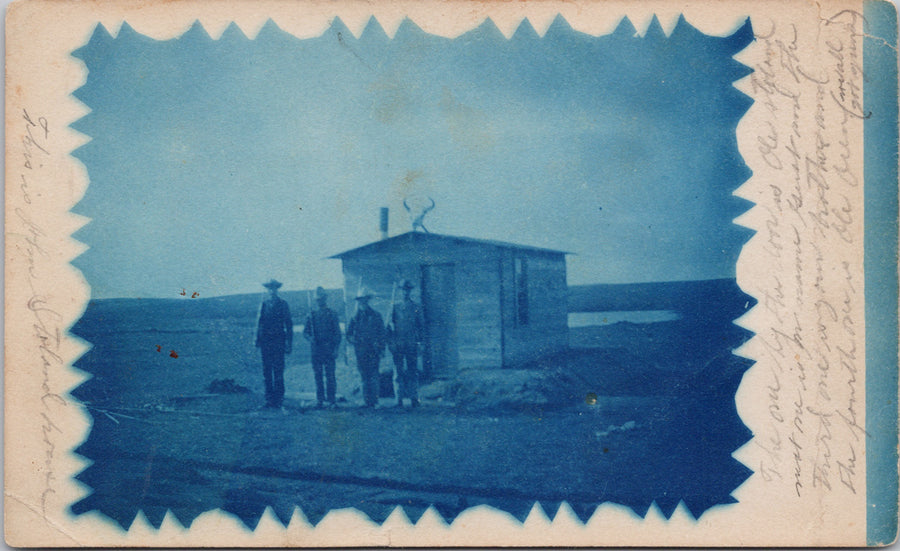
[315,286,328,301]
[262,279,283,290]
[398,279,415,290]
[355,287,375,300]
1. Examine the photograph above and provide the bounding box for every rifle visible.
[346,276,363,352]
[341,283,350,364]
[387,279,398,356]
[306,289,316,347]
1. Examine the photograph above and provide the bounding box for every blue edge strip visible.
[865,0,899,546]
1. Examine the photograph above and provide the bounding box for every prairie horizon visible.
[82,277,741,308]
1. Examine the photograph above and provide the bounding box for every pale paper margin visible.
[3,0,871,546]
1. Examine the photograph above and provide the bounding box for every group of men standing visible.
[254,278,425,411]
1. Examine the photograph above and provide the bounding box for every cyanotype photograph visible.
[66,13,758,529]
[4,0,897,546]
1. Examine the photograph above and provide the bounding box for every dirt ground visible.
[74,389,663,527]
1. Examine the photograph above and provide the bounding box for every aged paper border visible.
[4,0,895,546]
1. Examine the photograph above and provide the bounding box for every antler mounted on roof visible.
[403,196,435,233]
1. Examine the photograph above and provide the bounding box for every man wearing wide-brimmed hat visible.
[346,287,386,408]
[387,279,424,407]
[255,279,293,410]
[303,286,342,408]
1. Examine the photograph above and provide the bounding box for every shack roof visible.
[329,231,571,259]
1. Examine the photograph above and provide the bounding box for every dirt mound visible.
[450,369,570,410]
[206,378,251,394]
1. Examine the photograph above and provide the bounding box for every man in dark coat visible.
[303,287,342,408]
[346,288,385,408]
[255,279,293,409]
[387,279,425,407]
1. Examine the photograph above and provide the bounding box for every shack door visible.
[421,264,457,379]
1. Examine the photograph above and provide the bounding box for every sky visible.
[71,15,755,299]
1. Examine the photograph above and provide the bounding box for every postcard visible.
[4,0,898,546]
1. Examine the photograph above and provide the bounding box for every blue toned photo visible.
[68,14,757,529]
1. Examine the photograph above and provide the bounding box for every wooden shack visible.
[330,232,569,379]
